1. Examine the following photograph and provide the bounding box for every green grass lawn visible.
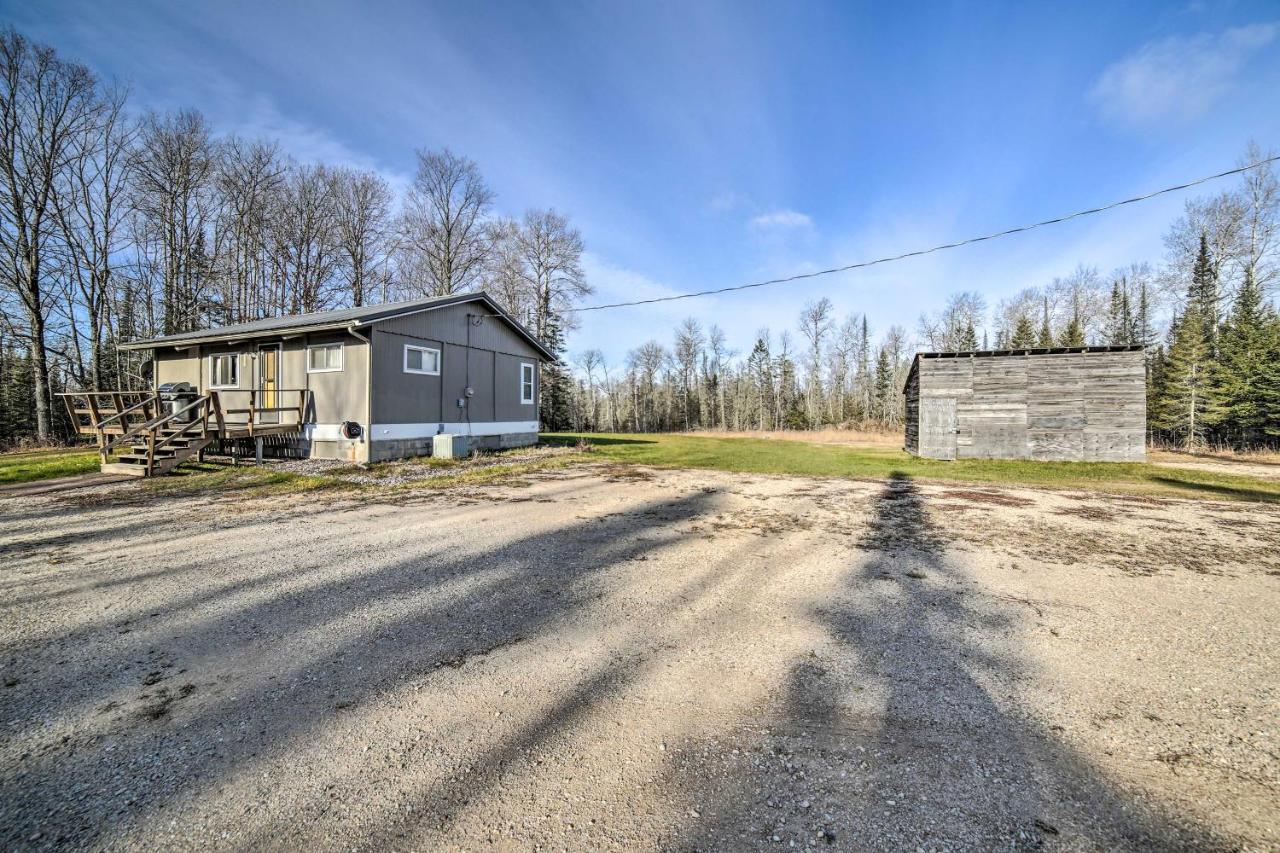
[0,447,100,485]
[543,432,1280,503]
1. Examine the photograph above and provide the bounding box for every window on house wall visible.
[520,362,535,405]
[210,353,239,388]
[307,342,343,373]
[404,345,441,375]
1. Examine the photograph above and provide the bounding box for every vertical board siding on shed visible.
[961,355,1029,459]
[909,350,1145,462]
[903,371,920,454]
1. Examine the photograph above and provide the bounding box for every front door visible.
[257,344,281,424]
[923,397,958,460]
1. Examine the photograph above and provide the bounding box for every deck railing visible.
[59,388,311,463]
[215,389,309,436]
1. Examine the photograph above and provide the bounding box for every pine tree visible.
[1156,304,1212,450]
[1107,280,1128,344]
[1207,268,1278,445]
[1009,314,1037,348]
[1146,344,1167,438]
[1258,318,1280,441]
[1037,297,1053,348]
[872,347,892,421]
[1059,306,1085,347]
[957,321,978,351]
[1134,281,1154,349]
[537,313,573,430]
[1189,233,1218,354]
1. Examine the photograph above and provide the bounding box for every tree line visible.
[2,26,1276,452]
[558,145,1280,450]
[0,27,591,445]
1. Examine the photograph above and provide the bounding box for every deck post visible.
[255,436,264,465]
[211,392,226,435]
[85,394,108,463]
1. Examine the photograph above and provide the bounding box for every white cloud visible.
[1091,22,1278,125]
[748,209,813,230]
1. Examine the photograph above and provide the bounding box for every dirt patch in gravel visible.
[1,465,1277,851]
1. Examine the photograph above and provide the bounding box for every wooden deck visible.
[59,389,310,477]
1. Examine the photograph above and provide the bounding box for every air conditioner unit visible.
[432,433,470,460]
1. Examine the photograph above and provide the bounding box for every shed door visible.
[923,397,958,460]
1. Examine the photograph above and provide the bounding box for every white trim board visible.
[303,422,539,441]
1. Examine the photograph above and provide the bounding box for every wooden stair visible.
[102,428,215,477]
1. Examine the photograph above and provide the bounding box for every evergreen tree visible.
[1189,233,1219,354]
[1037,297,1053,348]
[957,321,978,351]
[1059,308,1085,347]
[1134,281,1154,349]
[1106,279,1133,345]
[1156,304,1212,450]
[1207,268,1278,445]
[1009,314,1037,348]
[872,347,892,421]
[1258,318,1280,441]
[537,313,573,430]
[1146,344,1167,438]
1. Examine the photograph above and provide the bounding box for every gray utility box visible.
[432,433,471,460]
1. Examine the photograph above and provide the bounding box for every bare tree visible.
[272,162,339,314]
[54,83,134,388]
[130,109,217,334]
[672,317,703,430]
[1237,141,1279,299]
[330,166,392,307]
[211,135,284,322]
[480,216,528,319]
[578,347,603,429]
[515,208,592,339]
[797,297,833,427]
[399,148,493,296]
[0,28,103,438]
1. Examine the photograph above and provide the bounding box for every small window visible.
[404,345,441,375]
[210,353,239,388]
[307,342,343,373]
[520,362,535,405]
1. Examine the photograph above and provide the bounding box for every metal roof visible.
[117,291,557,360]
[902,344,1146,393]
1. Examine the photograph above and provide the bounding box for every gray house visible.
[118,292,554,464]
[903,346,1146,462]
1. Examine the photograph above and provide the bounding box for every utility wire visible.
[569,154,1280,313]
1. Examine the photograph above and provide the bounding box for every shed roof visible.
[118,291,557,360]
[902,344,1145,393]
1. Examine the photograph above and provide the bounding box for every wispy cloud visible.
[1090,22,1278,125]
[748,209,813,230]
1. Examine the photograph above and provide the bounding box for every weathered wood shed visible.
[903,346,1146,462]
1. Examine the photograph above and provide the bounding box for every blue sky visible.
[6,0,1279,362]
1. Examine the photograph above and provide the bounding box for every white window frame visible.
[209,353,240,389]
[403,344,441,376]
[306,342,344,374]
[520,362,535,405]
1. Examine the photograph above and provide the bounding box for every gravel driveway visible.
[1,465,1277,851]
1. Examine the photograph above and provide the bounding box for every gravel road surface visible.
[1,465,1277,851]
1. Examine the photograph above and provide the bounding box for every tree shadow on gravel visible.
[0,487,716,849]
[668,473,1231,852]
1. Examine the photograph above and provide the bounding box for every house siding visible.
[368,308,540,448]
[145,297,545,464]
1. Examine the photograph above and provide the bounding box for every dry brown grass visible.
[678,428,902,448]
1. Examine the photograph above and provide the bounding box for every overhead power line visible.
[569,154,1280,313]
